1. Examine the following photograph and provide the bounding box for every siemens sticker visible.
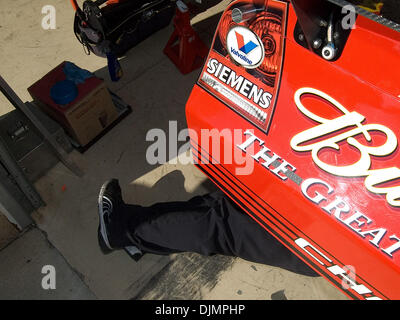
[206,58,272,109]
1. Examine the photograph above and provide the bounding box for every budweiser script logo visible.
[291,88,400,208]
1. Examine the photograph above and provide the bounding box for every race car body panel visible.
[186,0,400,299]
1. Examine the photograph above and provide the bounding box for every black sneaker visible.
[98,179,143,261]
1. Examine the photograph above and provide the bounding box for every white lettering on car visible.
[291,87,400,207]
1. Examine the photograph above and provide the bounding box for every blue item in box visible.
[50,80,78,105]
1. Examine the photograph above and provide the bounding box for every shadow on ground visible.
[0,0,347,300]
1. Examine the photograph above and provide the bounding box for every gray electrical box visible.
[0,102,73,183]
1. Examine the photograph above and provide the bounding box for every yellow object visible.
[358,2,384,14]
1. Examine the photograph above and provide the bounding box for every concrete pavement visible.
[0,0,347,300]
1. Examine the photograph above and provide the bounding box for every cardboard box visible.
[28,62,118,146]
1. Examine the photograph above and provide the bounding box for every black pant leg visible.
[119,191,317,276]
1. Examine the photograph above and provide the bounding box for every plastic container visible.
[50,80,78,105]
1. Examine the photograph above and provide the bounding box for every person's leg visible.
[105,186,317,276]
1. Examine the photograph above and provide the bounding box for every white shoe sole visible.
[98,180,113,250]
[98,180,143,260]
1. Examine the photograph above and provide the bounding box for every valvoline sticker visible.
[227,26,265,68]
[198,0,288,134]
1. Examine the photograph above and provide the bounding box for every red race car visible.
[186,0,400,299]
